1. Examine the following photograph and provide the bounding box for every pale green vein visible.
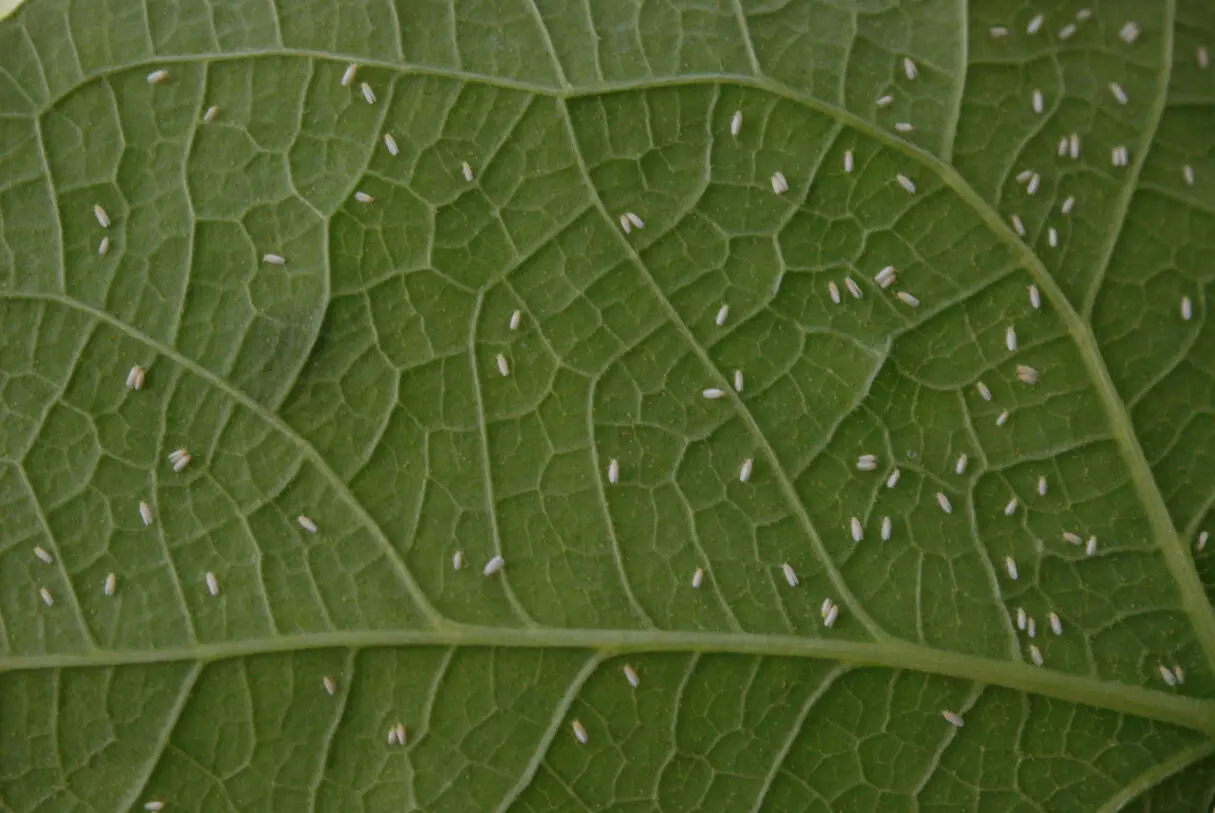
[114,662,203,813]
[938,0,968,162]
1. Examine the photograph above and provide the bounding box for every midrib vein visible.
[6,626,1215,736]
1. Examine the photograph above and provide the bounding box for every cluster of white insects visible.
[40,9,1204,776]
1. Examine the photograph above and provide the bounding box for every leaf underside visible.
[1,0,1214,810]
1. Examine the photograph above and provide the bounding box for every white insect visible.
[896,174,916,194]
[886,468,901,488]
[1181,296,1193,321]
[781,562,799,587]
[169,448,192,472]
[1085,536,1098,556]
[1047,227,1058,248]
[39,586,54,606]
[322,676,337,695]
[1028,285,1041,309]
[355,191,374,203]
[896,291,920,309]
[990,26,1009,38]
[739,457,753,483]
[1016,365,1039,385]
[99,236,110,255]
[876,94,894,107]
[1004,556,1018,580]
[452,550,465,570]
[1016,169,1034,184]
[1049,612,1063,635]
[1061,196,1075,214]
[205,571,219,596]
[1006,326,1017,352]
[903,57,918,80]
[127,365,146,390]
[1068,132,1082,160]
[34,546,53,564]
[1026,13,1044,34]
[1174,665,1186,684]
[608,458,620,484]
[1111,146,1129,167]
[955,453,968,475]
[1057,136,1068,157]
[771,172,789,195]
[1109,82,1128,105]
[824,604,840,628]
[715,304,729,326]
[510,309,522,330]
[393,723,407,746]
[298,515,318,533]
[483,555,505,576]
[146,69,169,84]
[1026,173,1040,196]
[1198,531,1209,552]
[383,133,399,156]
[619,214,632,234]
[144,803,164,812]
[936,492,952,514]
[841,278,861,300]
[625,212,645,230]
[386,726,399,746]
[263,253,286,265]
[1038,475,1048,496]
[703,388,726,399]
[820,598,835,619]
[995,409,1010,427]
[1063,532,1082,545]
[828,281,841,304]
[941,710,965,728]
[857,454,878,471]
[1119,21,1140,44]
[104,573,117,596]
[94,204,111,228]
[1016,607,1027,630]
[1199,46,1210,69]
[1005,498,1018,516]
[1158,664,1177,686]
[623,665,640,688]
[572,720,589,744]
[341,63,358,87]
[730,110,743,137]
[850,517,863,543]
[202,104,219,123]
[894,122,914,133]
[1029,645,1043,666]
[1031,89,1044,114]
[139,501,153,526]
[1058,23,1076,40]
[1027,617,1036,638]
[733,369,744,392]
[844,149,854,173]
[1076,8,1092,21]
[692,567,704,588]
[1183,164,1195,186]
[360,81,376,104]
[881,516,892,541]
[496,353,510,377]
[1011,214,1026,238]
[875,266,897,289]
[976,381,992,401]
[462,162,475,182]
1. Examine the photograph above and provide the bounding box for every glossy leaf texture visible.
[1,0,1214,810]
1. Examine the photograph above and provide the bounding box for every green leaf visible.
[0,0,1213,810]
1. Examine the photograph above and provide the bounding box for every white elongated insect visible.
[360,81,376,104]
[1058,22,1076,39]
[608,458,620,484]
[1006,326,1017,352]
[903,57,918,80]
[828,281,841,304]
[1061,196,1075,215]
[857,454,877,471]
[202,104,219,123]
[824,604,840,627]
[496,353,510,377]
[1028,285,1041,309]
[715,304,729,326]
[1026,173,1040,196]
[99,236,110,255]
[386,726,400,746]
[127,365,146,390]
[941,710,965,728]
[692,567,704,588]
[263,253,286,265]
[897,291,920,309]
[104,573,117,596]
[173,454,192,473]
[1183,164,1195,186]
[1198,531,1209,552]
[875,94,894,107]
[733,369,744,392]
[1016,607,1027,630]
[1005,498,1018,516]
[1158,664,1177,686]
[1057,136,1068,156]
[1027,616,1036,638]
[341,63,358,87]
[1199,46,1210,69]
[572,720,588,744]
[298,515,318,533]
[34,546,53,564]
[1111,146,1129,166]
[1016,365,1039,385]
[1076,8,1093,20]
[39,586,54,606]
[771,172,789,195]
[976,381,992,401]
[1174,665,1186,684]
[1038,475,1048,496]
[94,204,111,228]
[1027,13,1044,34]
[990,26,1009,38]
[146,69,169,84]
[139,501,153,526]
[1181,296,1193,321]
[850,517,863,543]
[875,266,897,288]
[623,664,640,687]
[886,468,901,488]
[739,457,753,483]
[1029,645,1043,666]
[1016,169,1034,184]
[619,214,633,233]
[844,149,854,173]
[936,492,952,514]
[1119,21,1140,44]
[894,122,914,133]
[1011,214,1026,236]
[781,562,799,587]
[510,309,522,330]
[323,676,337,695]
[1109,82,1128,105]
[845,278,862,299]
[388,723,406,746]
[383,133,399,155]
[1085,536,1098,556]
[1069,133,1080,159]
[462,162,475,182]
[205,571,220,596]
[1031,89,1043,114]
[730,110,742,137]
[881,516,892,541]
[703,388,726,399]
[1063,532,1082,545]
[955,453,968,475]
[355,191,374,203]
[452,550,465,570]
[996,408,1010,427]
[820,598,834,619]
[483,555,505,576]
[1004,556,1018,580]
[896,174,916,194]
[1049,612,1063,635]
[1048,227,1058,248]
[144,803,165,812]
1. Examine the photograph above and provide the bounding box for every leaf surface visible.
[1,0,1214,810]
